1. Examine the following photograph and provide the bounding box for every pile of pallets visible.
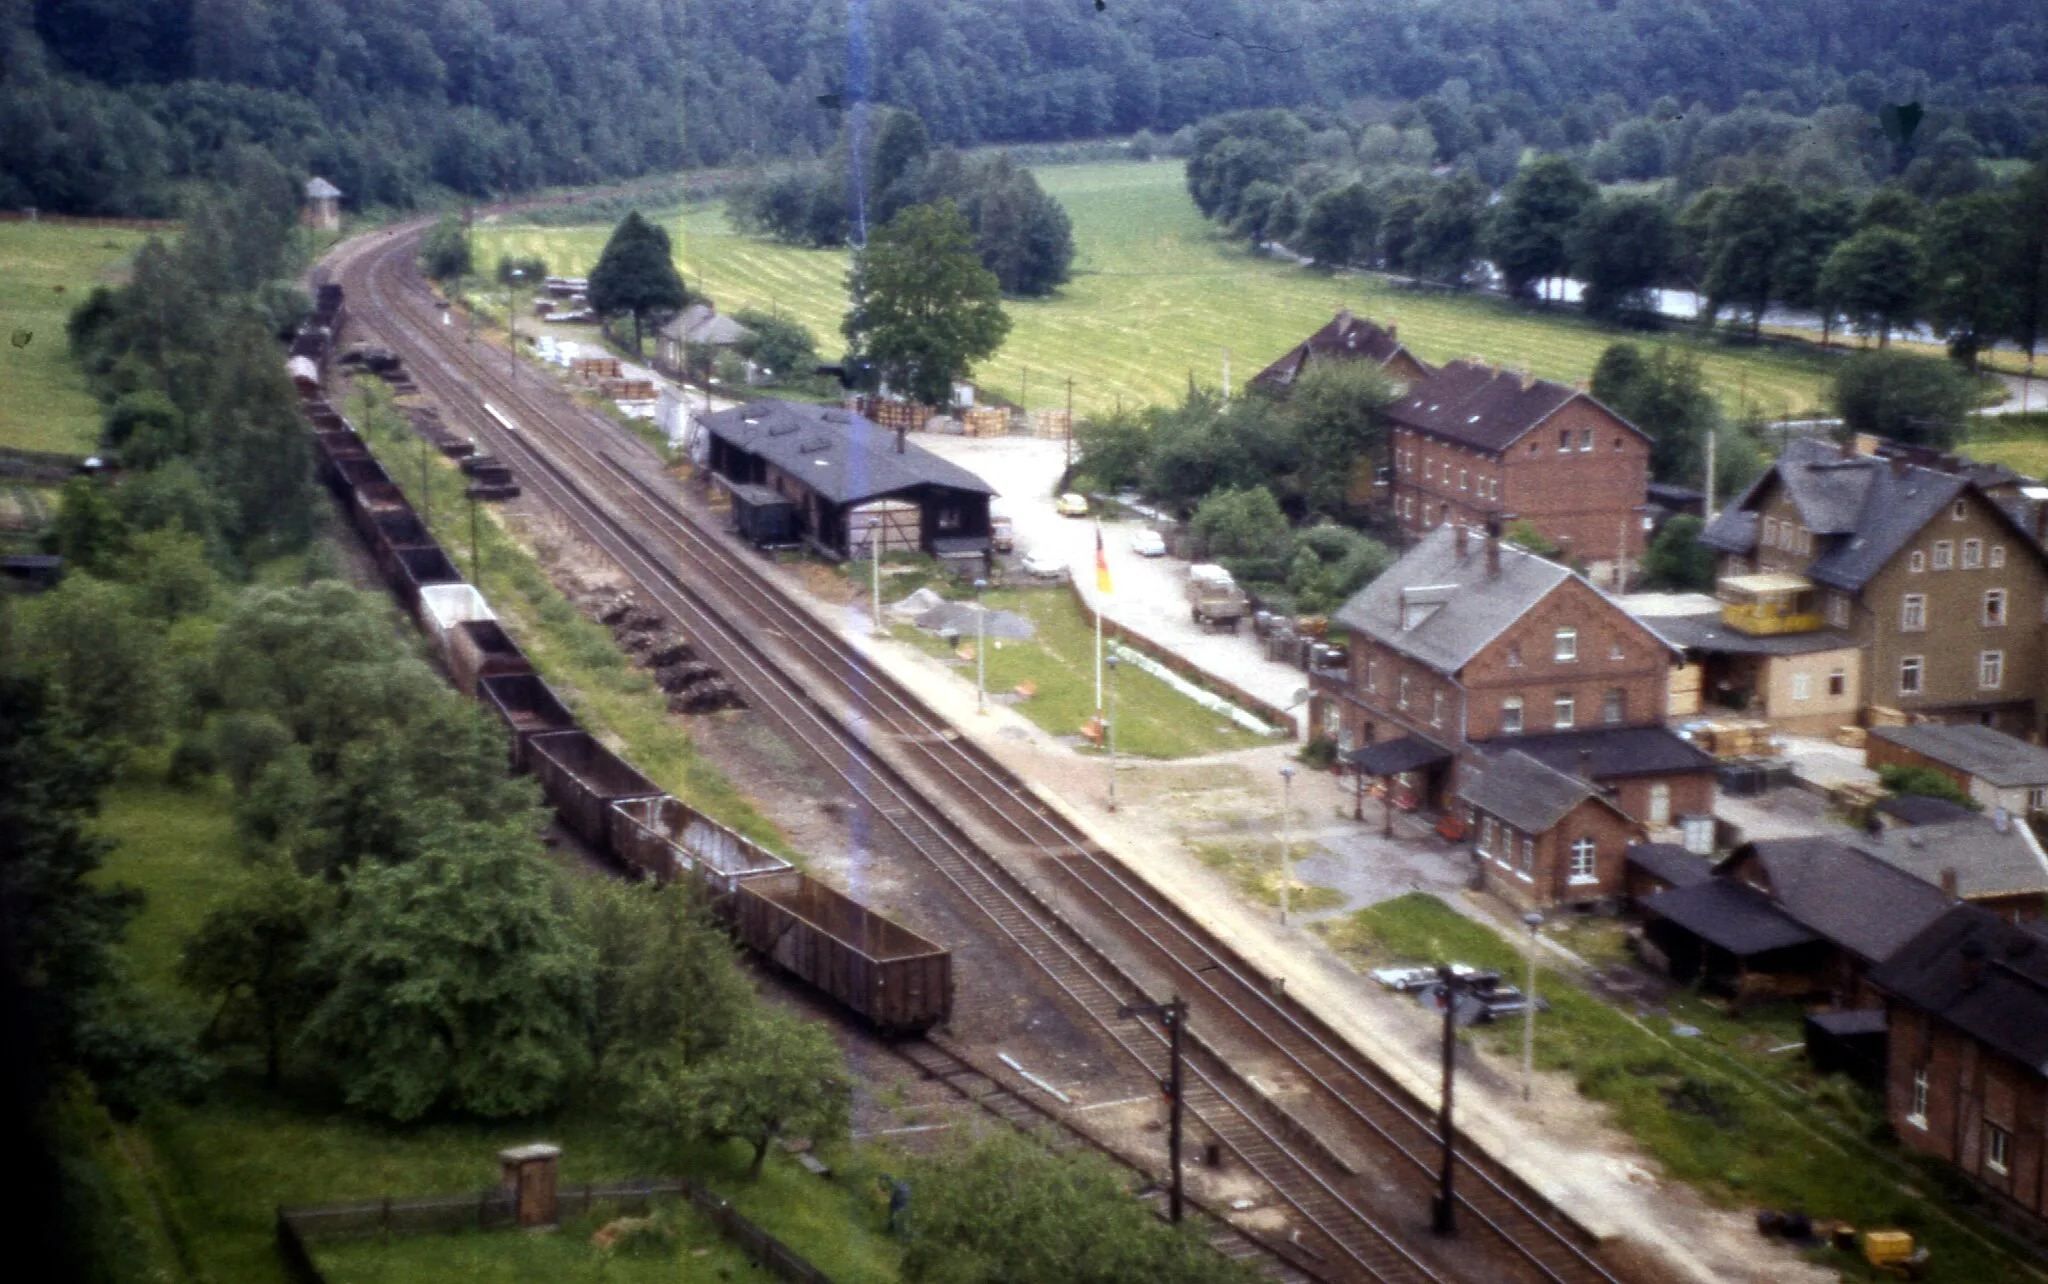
[961,407,1009,436]
[1029,408,1072,439]
[1697,719,1779,759]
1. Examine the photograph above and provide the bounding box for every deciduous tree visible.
[1817,226,1924,346]
[588,211,688,354]
[631,1008,850,1182]
[1830,350,1975,449]
[1568,196,1675,322]
[843,200,1010,407]
[1486,156,1597,299]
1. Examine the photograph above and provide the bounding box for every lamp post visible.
[1522,910,1543,1103]
[1117,996,1187,1224]
[1105,652,1121,812]
[973,577,989,714]
[1278,765,1297,925]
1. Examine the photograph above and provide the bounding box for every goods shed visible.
[701,400,994,562]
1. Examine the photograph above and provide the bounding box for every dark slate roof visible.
[1806,1007,1888,1036]
[1344,734,1454,777]
[1873,795,1979,826]
[1249,309,1429,393]
[1500,726,1717,781]
[1729,837,1953,963]
[1628,842,1714,889]
[1332,525,1572,673]
[702,401,995,506]
[1641,878,1819,955]
[1852,816,2048,902]
[1385,360,1647,454]
[1458,750,1603,834]
[658,303,752,347]
[1868,722,2048,789]
[1869,904,2048,1075]
[1698,438,1970,592]
[1636,612,1860,657]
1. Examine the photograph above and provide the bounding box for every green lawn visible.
[890,584,1272,757]
[1963,414,2048,479]
[0,221,151,455]
[1322,894,2039,1283]
[312,1204,760,1284]
[474,161,1832,421]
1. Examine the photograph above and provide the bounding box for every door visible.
[1648,782,1671,827]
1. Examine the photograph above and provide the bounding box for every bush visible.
[1876,764,1977,810]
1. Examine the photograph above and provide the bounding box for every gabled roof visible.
[1627,843,1715,889]
[306,177,342,199]
[1853,816,2048,903]
[1249,309,1430,394]
[1500,726,1717,781]
[1384,360,1646,454]
[1333,525,1672,677]
[1640,878,1819,955]
[701,401,995,507]
[659,303,752,348]
[1868,722,2048,789]
[1722,837,1952,963]
[1873,795,1978,826]
[1698,438,2029,593]
[1870,904,2048,1076]
[1459,750,1609,834]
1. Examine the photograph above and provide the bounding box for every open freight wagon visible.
[525,730,665,856]
[478,673,578,772]
[608,795,792,892]
[730,870,952,1034]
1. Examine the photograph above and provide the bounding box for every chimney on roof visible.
[1336,306,1352,327]
[1961,936,1987,989]
[1576,749,1595,781]
[1574,378,1591,393]
[1838,438,1855,461]
[1520,370,1538,391]
[1486,515,1505,578]
[1455,523,1470,561]
[1941,867,1960,900]
[896,424,906,455]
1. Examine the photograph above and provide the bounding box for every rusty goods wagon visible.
[526,730,665,856]
[478,673,578,771]
[312,430,371,493]
[730,870,951,1034]
[608,795,792,892]
[446,619,532,696]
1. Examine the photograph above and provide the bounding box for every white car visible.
[1129,529,1167,558]
[1020,549,1067,579]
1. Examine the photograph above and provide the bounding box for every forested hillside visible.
[3,0,2044,216]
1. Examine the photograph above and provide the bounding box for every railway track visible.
[330,222,1634,1284]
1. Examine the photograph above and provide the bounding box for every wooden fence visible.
[277,1177,833,1284]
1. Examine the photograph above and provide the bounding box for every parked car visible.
[1129,528,1167,557]
[1020,549,1067,578]
[991,516,1015,553]
[1055,492,1089,517]
[1371,963,1499,992]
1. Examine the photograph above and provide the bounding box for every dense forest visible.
[3,0,2046,215]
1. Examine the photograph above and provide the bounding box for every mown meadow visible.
[0,220,151,455]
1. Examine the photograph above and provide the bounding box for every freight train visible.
[286,288,951,1035]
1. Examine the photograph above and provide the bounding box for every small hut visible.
[304,177,342,232]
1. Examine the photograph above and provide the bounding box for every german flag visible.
[1095,523,1112,594]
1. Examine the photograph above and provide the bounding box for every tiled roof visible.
[702,401,995,506]
[1498,727,1717,781]
[1868,722,2048,789]
[1870,904,2048,1075]
[1627,842,1715,889]
[1729,837,1952,963]
[1636,612,1858,657]
[1640,878,1818,955]
[1249,310,1428,393]
[659,303,752,347]
[1873,795,1979,826]
[1331,525,1572,674]
[1458,749,1602,834]
[1853,816,2048,902]
[1384,360,1645,454]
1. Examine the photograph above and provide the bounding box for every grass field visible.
[1963,414,2048,479]
[312,1204,761,1283]
[1323,894,2039,1283]
[474,161,1834,421]
[0,222,150,455]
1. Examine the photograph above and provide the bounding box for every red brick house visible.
[1249,309,1434,396]
[1387,361,1651,586]
[1460,749,1646,909]
[1318,523,1709,829]
[1872,905,2048,1221]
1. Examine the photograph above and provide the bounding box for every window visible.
[1798,528,1812,555]
[1934,541,1954,570]
[1901,594,1927,631]
[1603,688,1626,724]
[1761,516,1776,546]
[1579,428,1594,452]
[1559,429,1571,452]
[1609,641,1625,660]
[1431,690,1445,728]
[1985,589,2007,627]
[1908,1069,1928,1129]
[1613,436,1623,451]
[1507,644,1524,668]
[1901,656,1924,695]
[1910,550,1926,573]
[1963,538,1984,569]
[1991,545,2006,569]
[1425,458,1434,480]
[1555,627,1578,662]
[1649,782,1671,826]
[1459,469,1469,491]
[1953,499,1968,521]
[1477,817,1494,857]
[1988,1124,2012,1176]
[1501,696,1524,735]
[1365,657,1378,692]
[1554,693,1576,729]
[1791,672,1811,701]
[1519,834,1535,875]
[1569,837,1597,883]
[2029,788,2047,813]
[1829,669,1847,697]
[1981,650,2005,689]
[1829,594,1850,627]
[1398,674,1410,709]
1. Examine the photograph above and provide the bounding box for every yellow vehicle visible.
[1861,1229,1927,1279]
[1055,492,1089,517]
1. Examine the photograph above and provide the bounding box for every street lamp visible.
[973,577,989,714]
[1522,910,1543,1103]
[1277,765,1297,925]
[1105,652,1121,812]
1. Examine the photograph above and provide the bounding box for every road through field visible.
[473,161,1832,423]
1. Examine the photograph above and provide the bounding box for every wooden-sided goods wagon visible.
[729,870,951,1034]
[525,730,665,857]
[607,795,791,892]
[477,673,578,772]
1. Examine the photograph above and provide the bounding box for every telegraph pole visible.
[1119,996,1188,1224]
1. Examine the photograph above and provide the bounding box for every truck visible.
[1186,563,1249,632]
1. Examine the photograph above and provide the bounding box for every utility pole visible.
[1278,766,1297,925]
[1065,377,1075,471]
[1106,652,1121,812]
[469,489,481,589]
[1118,996,1188,1224]
[1522,911,1543,1103]
[1433,963,1464,1236]
[1704,425,1718,521]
